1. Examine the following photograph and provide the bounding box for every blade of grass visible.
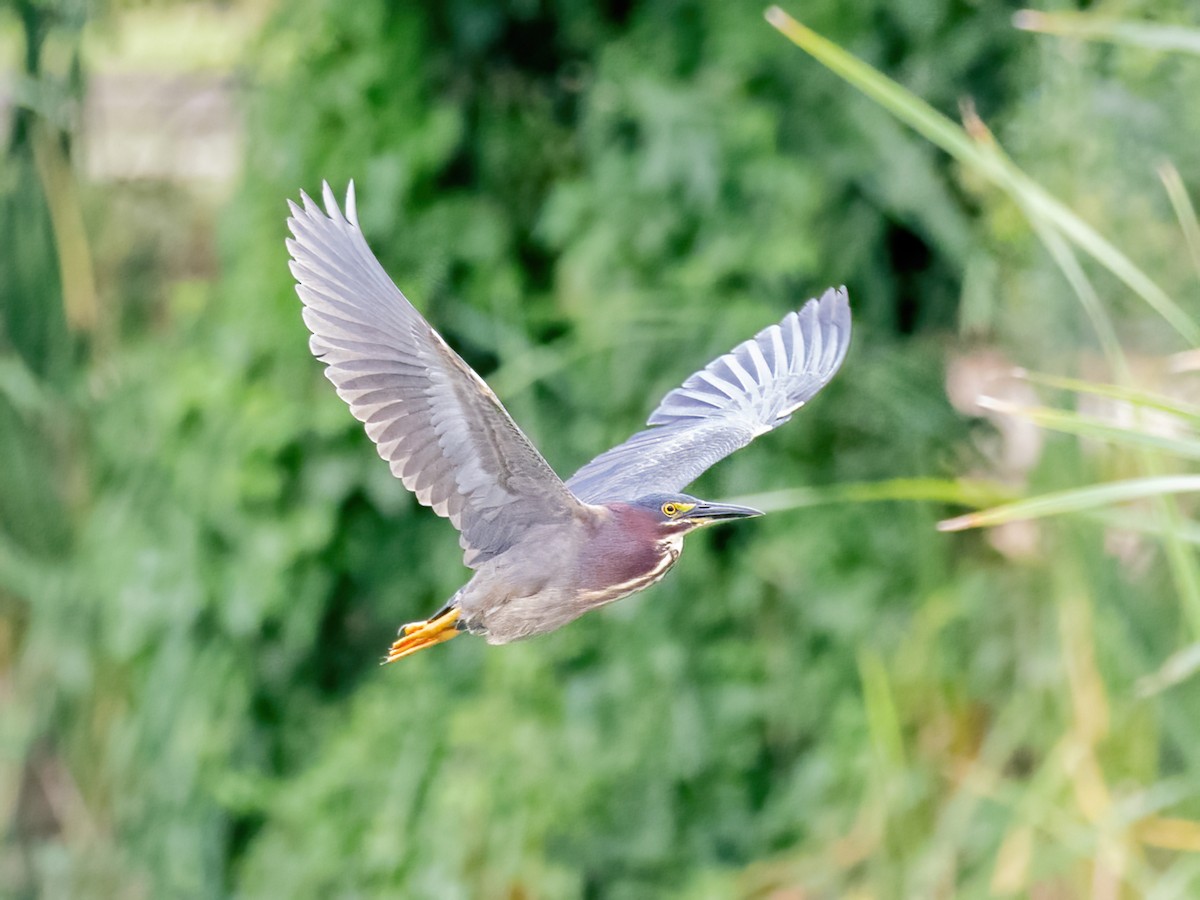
[1013,10,1200,56]
[937,476,1200,532]
[30,121,99,337]
[976,396,1200,461]
[1014,370,1200,426]
[763,6,1200,347]
[728,477,1011,514]
[1087,509,1200,548]
[1159,161,1200,284]
[1133,817,1200,852]
[858,649,906,768]
[1150,485,1200,635]
[1136,642,1200,697]
[1020,199,1128,378]
[0,355,53,419]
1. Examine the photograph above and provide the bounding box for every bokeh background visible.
[4,0,1200,896]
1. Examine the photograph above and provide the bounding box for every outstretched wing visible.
[287,182,586,567]
[567,288,851,503]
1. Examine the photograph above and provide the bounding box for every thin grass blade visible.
[729,477,1011,514]
[1013,10,1200,56]
[938,476,1200,532]
[977,396,1200,461]
[1014,370,1200,425]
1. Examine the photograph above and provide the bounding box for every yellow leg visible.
[383,607,461,664]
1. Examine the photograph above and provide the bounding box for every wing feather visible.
[287,182,586,567]
[567,288,851,503]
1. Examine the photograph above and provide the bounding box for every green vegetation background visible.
[3,0,1200,896]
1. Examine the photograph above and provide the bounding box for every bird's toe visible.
[383,608,462,664]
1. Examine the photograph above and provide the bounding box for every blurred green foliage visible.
[3,0,1200,897]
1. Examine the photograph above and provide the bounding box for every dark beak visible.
[688,501,764,522]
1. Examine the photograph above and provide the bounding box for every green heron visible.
[287,183,851,662]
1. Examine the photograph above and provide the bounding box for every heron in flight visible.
[286,183,851,662]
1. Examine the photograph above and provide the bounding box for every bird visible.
[286,182,851,663]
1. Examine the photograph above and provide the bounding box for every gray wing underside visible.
[287,182,584,567]
[566,288,851,503]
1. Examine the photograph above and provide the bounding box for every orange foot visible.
[383,607,461,664]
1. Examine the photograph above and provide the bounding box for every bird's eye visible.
[662,502,678,517]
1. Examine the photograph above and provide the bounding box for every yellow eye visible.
[662,502,678,517]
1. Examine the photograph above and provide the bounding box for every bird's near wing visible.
[287,183,586,568]
[567,288,851,504]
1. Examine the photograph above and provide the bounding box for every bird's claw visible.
[383,608,461,664]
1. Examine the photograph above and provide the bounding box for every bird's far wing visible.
[566,288,851,503]
[287,182,586,567]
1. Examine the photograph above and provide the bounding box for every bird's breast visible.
[575,532,683,607]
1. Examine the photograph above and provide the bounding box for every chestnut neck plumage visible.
[573,502,692,606]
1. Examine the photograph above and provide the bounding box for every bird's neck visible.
[656,531,685,558]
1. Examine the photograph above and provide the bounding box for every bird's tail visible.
[383,604,461,664]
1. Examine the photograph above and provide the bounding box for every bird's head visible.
[626,493,764,535]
